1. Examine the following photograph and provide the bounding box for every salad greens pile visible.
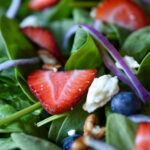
[0,0,150,150]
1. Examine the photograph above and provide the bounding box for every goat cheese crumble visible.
[83,75,119,113]
[115,55,139,74]
[67,129,76,136]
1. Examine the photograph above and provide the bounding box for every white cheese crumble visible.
[67,129,76,136]
[20,16,41,28]
[83,75,119,113]
[115,55,140,74]
[90,8,97,18]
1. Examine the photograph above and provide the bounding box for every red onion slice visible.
[0,57,40,71]
[6,0,22,19]
[79,24,150,102]
[128,114,150,123]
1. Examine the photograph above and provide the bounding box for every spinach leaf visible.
[98,23,131,47]
[122,26,150,62]
[106,113,138,150]
[48,117,65,142]
[0,16,39,102]
[0,137,17,150]
[56,100,89,145]
[73,8,94,25]
[0,104,23,133]
[137,52,150,91]
[65,28,102,70]
[11,133,61,150]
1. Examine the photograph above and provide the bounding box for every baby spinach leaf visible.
[48,117,65,142]
[122,26,150,62]
[0,16,39,102]
[0,104,23,133]
[137,52,150,91]
[98,23,131,47]
[106,113,138,150]
[73,8,94,25]
[11,132,61,150]
[0,137,17,150]
[65,28,102,70]
[56,100,89,145]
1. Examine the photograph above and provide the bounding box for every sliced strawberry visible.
[21,27,64,65]
[96,0,149,31]
[29,0,59,11]
[28,69,97,114]
[135,123,150,150]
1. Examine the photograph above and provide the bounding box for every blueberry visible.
[111,92,142,116]
[63,134,81,150]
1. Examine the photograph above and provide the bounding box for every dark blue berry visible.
[111,92,142,116]
[63,134,81,150]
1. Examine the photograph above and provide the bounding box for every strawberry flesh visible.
[28,69,97,114]
[21,27,65,65]
[135,122,150,150]
[29,0,59,11]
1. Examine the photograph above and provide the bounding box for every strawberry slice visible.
[96,0,148,31]
[135,123,150,150]
[21,27,65,65]
[29,0,59,11]
[28,69,97,114]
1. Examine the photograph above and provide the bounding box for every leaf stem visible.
[0,102,41,127]
[36,112,70,127]
[69,1,99,8]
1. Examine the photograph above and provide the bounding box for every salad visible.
[0,0,150,149]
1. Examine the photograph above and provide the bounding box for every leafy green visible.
[137,52,150,91]
[11,133,61,150]
[122,26,150,62]
[141,100,150,115]
[48,117,65,142]
[65,28,102,70]
[0,137,17,150]
[0,16,39,102]
[0,104,22,133]
[98,23,131,47]
[56,100,89,144]
[106,114,138,150]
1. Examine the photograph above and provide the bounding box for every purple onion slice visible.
[128,114,150,123]
[79,24,150,103]
[6,0,22,19]
[0,57,40,72]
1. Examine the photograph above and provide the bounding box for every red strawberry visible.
[96,0,148,31]
[21,27,65,65]
[29,0,59,11]
[28,69,97,114]
[135,122,150,150]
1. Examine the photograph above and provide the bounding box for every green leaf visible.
[106,114,138,150]
[0,137,17,150]
[0,16,39,102]
[48,117,65,142]
[141,100,150,115]
[56,100,89,145]
[73,8,94,25]
[122,26,150,62]
[11,133,61,150]
[65,28,102,70]
[98,23,131,47]
[137,52,150,91]
[49,0,73,21]
[0,104,23,133]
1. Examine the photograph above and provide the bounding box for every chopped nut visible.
[84,114,98,135]
[42,64,61,72]
[38,49,60,65]
[92,126,106,139]
[72,136,88,150]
